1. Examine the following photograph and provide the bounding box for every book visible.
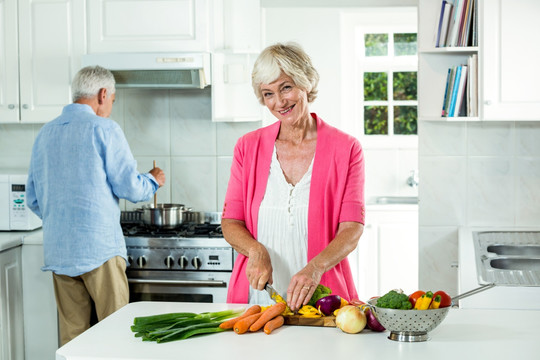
[447,65,462,116]
[439,1,453,47]
[448,0,465,46]
[468,54,478,116]
[444,66,457,116]
[435,1,446,47]
[441,68,452,116]
[457,0,470,46]
[454,65,468,116]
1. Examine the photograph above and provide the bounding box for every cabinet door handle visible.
[8,104,15,109]
[22,104,29,109]
[484,100,492,106]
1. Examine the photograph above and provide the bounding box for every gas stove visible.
[121,211,233,303]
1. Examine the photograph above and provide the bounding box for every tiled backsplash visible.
[418,121,540,295]
[0,88,261,212]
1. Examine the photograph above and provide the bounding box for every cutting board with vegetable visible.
[283,315,336,327]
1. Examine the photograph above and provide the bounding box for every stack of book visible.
[441,54,477,117]
[434,0,477,47]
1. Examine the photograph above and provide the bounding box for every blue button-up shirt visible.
[27,103,158,277]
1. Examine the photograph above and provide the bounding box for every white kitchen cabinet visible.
[211,52,263,122]
[418,0,540,122]
[0,0,85,124]
[212,0,261,52]
[87,0,210,53]
[348,204,418,300]
[0,246,24,360]
[22,233,58,360]
[480,0,540,120]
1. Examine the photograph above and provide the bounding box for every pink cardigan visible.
[222,114,365,303]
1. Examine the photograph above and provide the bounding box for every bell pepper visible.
[429,295,442,309]
[414,291,434,310]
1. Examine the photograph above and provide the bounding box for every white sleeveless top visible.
[248,146,313,305]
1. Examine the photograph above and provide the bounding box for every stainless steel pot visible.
[182,209,205,224]
[140,203,186,229]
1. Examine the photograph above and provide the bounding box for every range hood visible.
[81,53,211,89]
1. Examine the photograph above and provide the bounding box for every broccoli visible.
[376,290,412,310]
[307,284,332,307]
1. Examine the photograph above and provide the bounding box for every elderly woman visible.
[222,43,365,311]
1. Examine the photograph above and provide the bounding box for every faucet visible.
[407,169,419,188]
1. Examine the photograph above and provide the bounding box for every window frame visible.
[341,8,418,150]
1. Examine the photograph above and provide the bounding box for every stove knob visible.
[136,256,147,268]
[178,256,188,269]
[192,257,202,270]
[127,256,133,267]
[164,256,175,269]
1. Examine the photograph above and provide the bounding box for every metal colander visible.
[367,299,450,342]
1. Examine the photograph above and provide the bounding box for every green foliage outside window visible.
[394,106,417,135]
[364,72,387,100]
[394,33,417,56]
[393,72,417,100]
[364,106,388,135]
[365,34,388,56]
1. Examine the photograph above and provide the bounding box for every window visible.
[361,31,418,136]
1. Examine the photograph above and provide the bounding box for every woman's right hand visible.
[246,242,273,291]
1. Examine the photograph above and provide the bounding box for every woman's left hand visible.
[286,263,323,311]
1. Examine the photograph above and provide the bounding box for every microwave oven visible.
[0,174,42,231]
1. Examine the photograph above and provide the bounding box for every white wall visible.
[0,89,260,212]
[418,121,540,295]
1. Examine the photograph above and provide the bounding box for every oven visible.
[122,213,234,303]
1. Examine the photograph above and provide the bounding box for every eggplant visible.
[315,295,342,316]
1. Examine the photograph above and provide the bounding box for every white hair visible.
[71,65,116,102]
[252,42,319,105]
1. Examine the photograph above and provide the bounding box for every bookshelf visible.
[419,0,540,122]
[418,0,478,122]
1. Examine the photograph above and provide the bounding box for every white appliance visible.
[0,174,42,231]
[81,52,211,89]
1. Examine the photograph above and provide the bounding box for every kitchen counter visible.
[56,301,540,360]
[0,229,43,251]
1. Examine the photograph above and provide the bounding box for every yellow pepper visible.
[414,291,434,310]
[298,305,322,317]
[428,295,442,309]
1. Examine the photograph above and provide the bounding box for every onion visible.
[335,305,366,334]
[364,307,385,332]
[315,295,342,316]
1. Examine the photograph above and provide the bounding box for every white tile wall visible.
[0,90,262,212]
[419,121,540,293]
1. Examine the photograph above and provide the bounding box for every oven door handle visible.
[128,278,227,287]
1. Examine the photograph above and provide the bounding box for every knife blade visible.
[264,283,284,302]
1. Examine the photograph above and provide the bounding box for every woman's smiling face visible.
[260,72,310,125]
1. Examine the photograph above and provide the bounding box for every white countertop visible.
[56,301,540,360]
[0,228,43,252]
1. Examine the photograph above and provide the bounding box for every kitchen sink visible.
[490,258,540,271]
[372,196,418,205]
[473,231,540,286]
[487,244,540,256]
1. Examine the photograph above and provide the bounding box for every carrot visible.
[219,305,261,329]
[249,302,287,332]
[263,315,284,335]
[233,312,263,334]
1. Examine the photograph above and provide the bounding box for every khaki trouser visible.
[52,256,129,346]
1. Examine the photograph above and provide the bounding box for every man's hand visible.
[149,167,165,187]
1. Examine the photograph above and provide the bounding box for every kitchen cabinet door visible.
[0,0,85,124]
[0,246,24,360]
[481,0,540,120]
[212,0,261,52]
[349,205,418,300]
[87,0,210,53]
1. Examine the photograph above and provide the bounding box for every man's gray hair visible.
[71,65,116,102]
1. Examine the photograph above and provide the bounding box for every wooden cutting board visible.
[283,315,336,327]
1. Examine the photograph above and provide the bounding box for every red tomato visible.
[433,290,452,308]
[349,298,366,306]
[408,290,425,308]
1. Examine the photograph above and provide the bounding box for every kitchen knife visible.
[264,283,284,302]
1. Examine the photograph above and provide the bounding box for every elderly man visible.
[26,65,165,345]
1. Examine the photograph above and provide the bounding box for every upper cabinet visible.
[212,0,261,53]
[418,0,540,122]
[0,0,85,124]
[480,0,540,121]
[87,0,210,53]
